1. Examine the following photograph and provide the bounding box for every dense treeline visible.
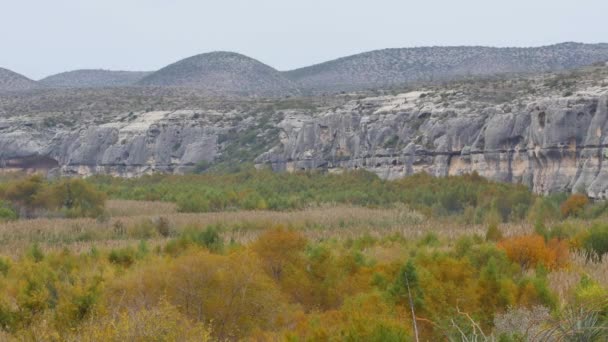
[91,168,608,224]
[90,170,539,221]
[4,170,605,225]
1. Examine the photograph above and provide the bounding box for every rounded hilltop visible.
[138,51,299,96]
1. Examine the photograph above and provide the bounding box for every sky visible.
[3,0,608,80]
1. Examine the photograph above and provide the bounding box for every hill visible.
[39,69,152,88]
[0,67,38,92]
[139,51,299,96]
[285,42,608,92]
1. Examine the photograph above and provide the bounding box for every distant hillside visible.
[0,68,38,92]
[40,69,152,88]
[138,51,299,96]
[285,42,608,92]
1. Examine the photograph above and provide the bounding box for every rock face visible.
[256,89,608,198]
[0,110,223,176]
[40,70,152,88]
[0,68,38,92]
[285,43,608,92]
[139,52,299,96]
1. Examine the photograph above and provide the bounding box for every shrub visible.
[127,219,158,239]
[108,247,137,267]
[498,234,568,270]
[494,306,551,340]
[252,227,307,281]
[154,216,171,237]
[72,300,212,341]
[560,194,589,218]
[27,243,45,263]
[418,232,440,247]
[165,225,224,255]
[0,257,10,276]
[0,201,17,221]
[0,177,106,218]
[1,175,46,216]
[176,194,210,213]
[485,223,504,242]
[583,224,608,261]
[41,178,106,218]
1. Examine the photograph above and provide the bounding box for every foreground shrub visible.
[106,250,289,340]
[493,305,551,340]
[536,307,608,341]
[70,300,212,342]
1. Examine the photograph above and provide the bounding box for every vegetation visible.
[0,176,106,219]
[0,170,606,340]
[90,169,535,222]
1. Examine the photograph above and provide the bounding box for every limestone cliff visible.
[256,90,608,198]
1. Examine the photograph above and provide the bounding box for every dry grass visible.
[571,251,608,288]
[106,200,178,217]
[0,200,534,258]
[547,251,608,307]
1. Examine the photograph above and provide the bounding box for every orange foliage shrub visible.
[560,193,589,218]
[498,234,569,270]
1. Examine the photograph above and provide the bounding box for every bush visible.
[47,179,106,218]
[0,201,17,221]
[498,234,568,270]
[27,243,45,263]
[583,224,608,261]
[155,216,171,237]
[0,176,106,218]
[485,223,504,242]
[165,225,224,255]
[560,194,589,218]
[72,300,212,341]
[108,247,137,267]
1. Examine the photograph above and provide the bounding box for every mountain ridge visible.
[284,42,608,92]
[2,42,608,95]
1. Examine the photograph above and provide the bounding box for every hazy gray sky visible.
[3,0,607,79]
